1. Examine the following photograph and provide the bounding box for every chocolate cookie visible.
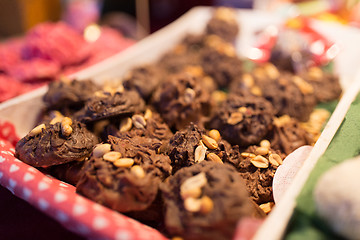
[123,64,164,100]
[37,110,67,125]
[157,35,206,75]
[157,33,213,75]
[76,152,161,213]
[164,123,237,174]
[43,78,99,110]
[76,89,146,122]
[209,94,275,146]
[268,115,314,155]
[46,160,86,186]
[205,7,239,42]
[109,110,173,143]
[182,34,207,51]
[76,136,172,214]
[235,64,317,121]
[108,135,172,180]
[236,144,285,204]
[15,118,99,167]
[152,73,212,130]
[272,75,316,121]
[183,65,218,93]
[270,46,313,73]
[160,161,265,240]
[158,50,201,75]
[200,37,242,88]
[300,66,342,103]
[164,123,204,173]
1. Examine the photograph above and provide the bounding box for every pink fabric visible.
[0,39,23,72]
[6,59,61,83]
[0,75,44,103]
[233,218,265,240]
[62,27,135,75]
[0,23,135,103]
[21,22,91,67]
[0,76,26,102]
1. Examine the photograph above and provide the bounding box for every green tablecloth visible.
[285,93,360,240]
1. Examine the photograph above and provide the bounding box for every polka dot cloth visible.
[0,120,19,147]
[0,133,167,239]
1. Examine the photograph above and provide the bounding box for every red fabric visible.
[0,76,25,102]
[0,75,46,103]
[233,218,265,240]
[6,59,61,83]
[0,120,19,146]
[0,38,23,72]
[0,23,134,103]
[62,27,135,75]
[21,22,91,67]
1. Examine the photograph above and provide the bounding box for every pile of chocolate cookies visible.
[14,7,341,240]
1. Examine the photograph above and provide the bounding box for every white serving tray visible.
[1,6,360,239]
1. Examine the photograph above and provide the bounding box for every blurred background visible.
[0,0,255,39]
[0,0,358,39]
